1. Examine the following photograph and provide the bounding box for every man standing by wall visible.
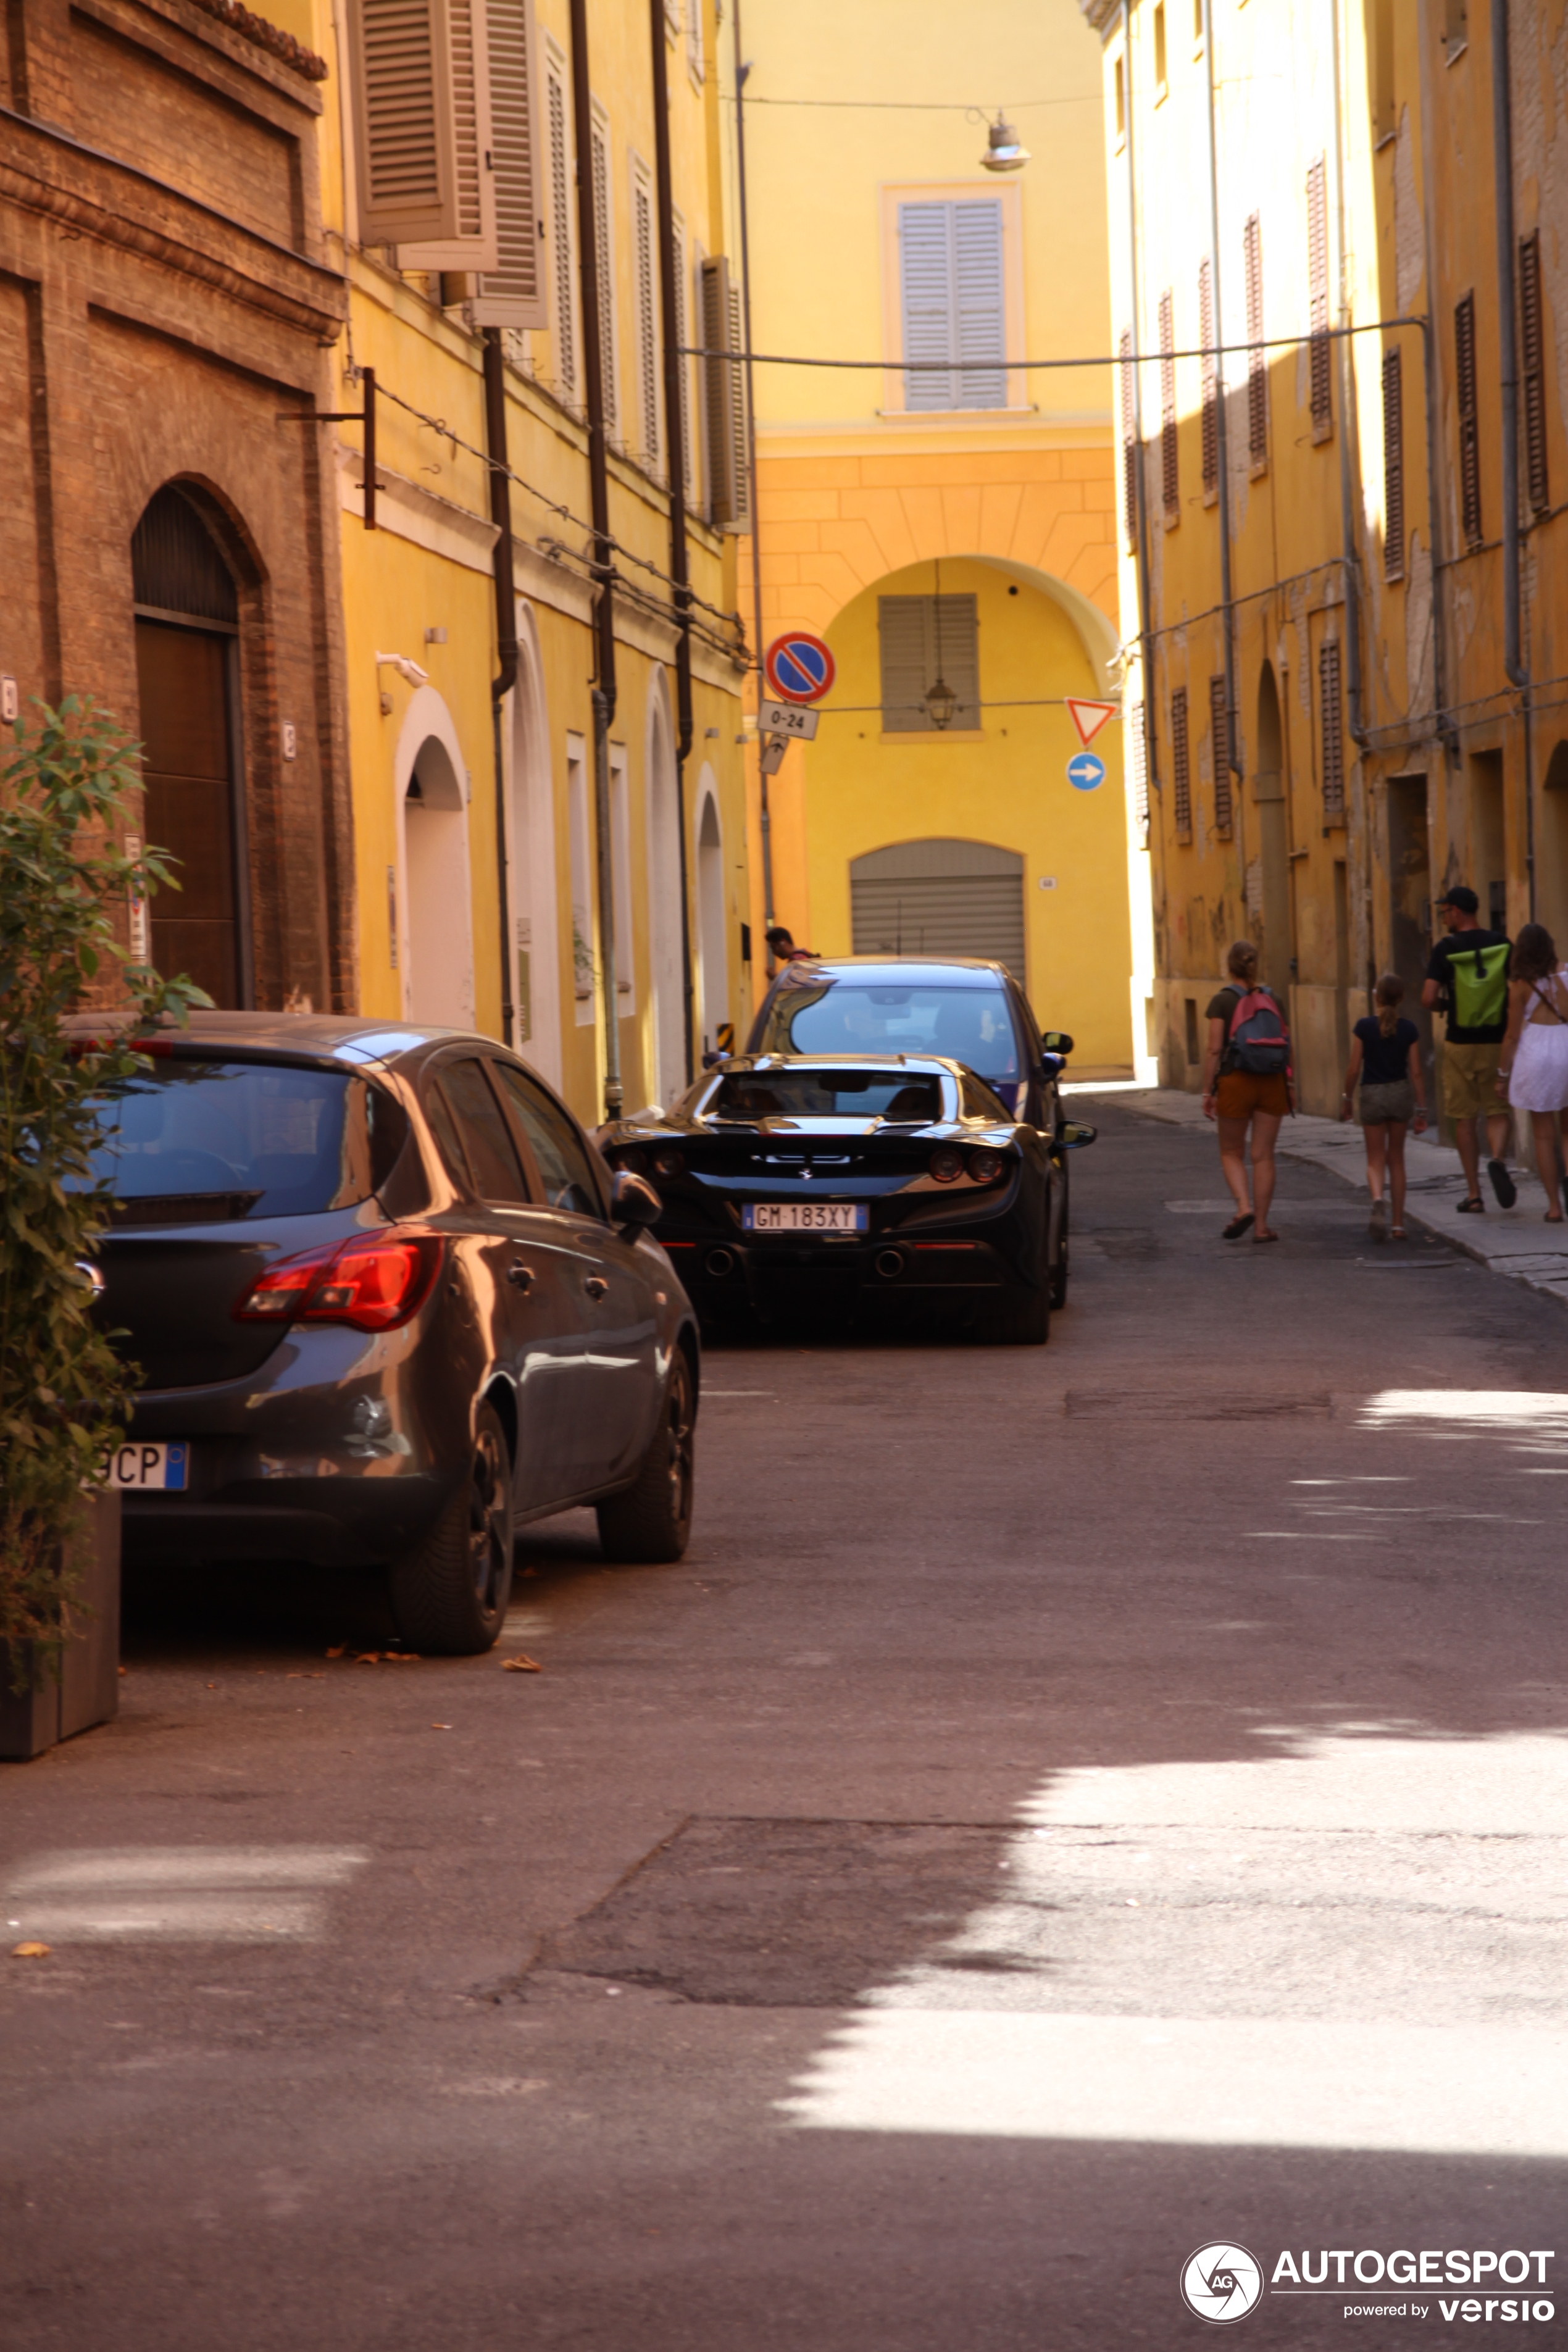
[1423,886,1515,1214]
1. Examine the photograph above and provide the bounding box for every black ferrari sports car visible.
[601,1052,1096,1343]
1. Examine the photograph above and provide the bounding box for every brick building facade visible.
[2,0,353,1009]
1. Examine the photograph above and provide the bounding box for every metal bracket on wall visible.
[277,367,377,528]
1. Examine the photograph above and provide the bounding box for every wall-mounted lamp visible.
[376,651,429,715]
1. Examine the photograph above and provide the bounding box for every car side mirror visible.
[1059,1120,1098,1151]
[1040,1051,1065,1080]
[1041,1030,1074,1057]
[611,1169,662,1228]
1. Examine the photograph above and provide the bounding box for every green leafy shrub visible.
[1,699,207,1682]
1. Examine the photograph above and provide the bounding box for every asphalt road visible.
[6,1093,1568,2350]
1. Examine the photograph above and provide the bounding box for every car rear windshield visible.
[754,980,1020,1082]
[79,1061,409,1218]
[708,1070,944,1124]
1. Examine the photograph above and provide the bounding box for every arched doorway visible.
[393,688,475,1029]
[1253,664,1292,995]
[849,838,1025,978]
[644,672,685,1103]
[131,484,249,1005]
[695,775,727,1054]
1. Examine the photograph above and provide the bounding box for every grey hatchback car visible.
[74,1014,699,1653]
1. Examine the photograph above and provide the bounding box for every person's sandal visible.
[1490,1158,1519,1207]
[1390,1225,1406,1240]
[1456,1196,1485,1213]
[1222,1213,1254,1240]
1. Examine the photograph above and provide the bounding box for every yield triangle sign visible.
[1066,698,1118,746]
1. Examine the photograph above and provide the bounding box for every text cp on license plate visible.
[109,1442,189,1491]
[743,1203,866,1234]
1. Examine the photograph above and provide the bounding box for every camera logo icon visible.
[1180,2242,1264,2324]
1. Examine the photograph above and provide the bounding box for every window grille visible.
[1171,686,1191,840]
[1119,328,1137,545]
[1307,156,1332,435]
[1456,291,1482,546]
[898,199,1006,411]
[1382,347,1404,582]
[1320,638,1345,819]
[1243,213,1266,465]
[1520,230,1549,514]
[1159,290,1178,517]
[1198,258,1217,493]
[1209,673,1233,835]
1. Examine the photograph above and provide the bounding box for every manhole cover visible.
[537,1817,1018,2006]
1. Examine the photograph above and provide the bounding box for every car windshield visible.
[756,979,1020,1081]
[707,1069,945,1125]
[76,1061,407,1216]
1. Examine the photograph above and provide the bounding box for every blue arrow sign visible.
[1067,751,1106,791]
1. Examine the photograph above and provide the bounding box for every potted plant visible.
[1,699,204,1760]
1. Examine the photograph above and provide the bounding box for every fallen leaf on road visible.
[503,1654,543,1673]
[11,1942,50,1959]
[117,1665,127,1677]
[431,1722,452,1730]
[325,1645,346,1658]
[354,1651,422,1664]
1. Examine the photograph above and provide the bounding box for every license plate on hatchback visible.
[743,1203,866,1235]
[109,1442,190,1491]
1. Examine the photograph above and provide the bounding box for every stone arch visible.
[393,686,474,1030]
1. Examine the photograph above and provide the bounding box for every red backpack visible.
[1227,985,1291,1075]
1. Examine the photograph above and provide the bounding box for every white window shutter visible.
[633,165,661,469]
[899,200,1004,412]
[590,112,617,436]
[544,46,577,402]
[391,0,499,269]
[899,202,954,410]
[348,0,461,247]
[672,218,695,503]
[953,201,1005,407]
[472,0,544,326]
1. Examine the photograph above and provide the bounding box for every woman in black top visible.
[1339,972,1427,1239]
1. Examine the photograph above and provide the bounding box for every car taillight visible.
[235,1231,443,1332]
[966,1148,1007,1184]
[614,1146,648,1174]
[929,1146,964,1182]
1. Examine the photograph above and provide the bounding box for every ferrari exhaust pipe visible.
[874,1248,905,1281]
[706,1246,736,1278]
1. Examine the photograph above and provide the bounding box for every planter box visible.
[0,1489,122,1762]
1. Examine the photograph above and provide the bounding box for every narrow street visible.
[6,1096,1567,2348]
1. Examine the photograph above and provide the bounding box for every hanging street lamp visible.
[980,114,1030,172]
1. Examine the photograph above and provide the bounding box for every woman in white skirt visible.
[1497,923,1568,1219]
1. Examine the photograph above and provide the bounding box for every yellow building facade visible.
[1083,0,1568,1121]
[265,0,751,1122]
[728,0,1147,1077]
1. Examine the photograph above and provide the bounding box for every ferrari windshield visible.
[706,1069,945,1125]
[754,978,1021,1081]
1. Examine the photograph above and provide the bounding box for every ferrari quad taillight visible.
[235,1231,443,1332]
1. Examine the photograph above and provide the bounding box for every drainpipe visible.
[569,0,621,1117]
[732,0,772,930]
[1201,0,1241,804]
[1491,0,1535,911]
[1122,1,1160,805]
[650,0,696,1086]
[482,328,518,1048]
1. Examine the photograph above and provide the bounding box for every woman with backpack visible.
[1496,922,1568,1220]
[1338,972,1427,1240]
[1201,940,1292,1242]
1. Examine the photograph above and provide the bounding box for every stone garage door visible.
[849,837,1026,979]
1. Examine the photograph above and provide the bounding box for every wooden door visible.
[134,619,238,1006]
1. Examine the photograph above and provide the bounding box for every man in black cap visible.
[1422,885,1516,1211]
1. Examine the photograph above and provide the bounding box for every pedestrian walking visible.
[1339,973,1427,1240]
[764,924,815,979]
[1496,922,1568,1222]
[1201,940,1292,1243]
[1422,885,1516,1212]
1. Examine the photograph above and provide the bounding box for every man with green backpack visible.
[1422,885,1517,1212]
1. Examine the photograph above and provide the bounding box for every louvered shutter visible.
[1119,329,1137,545]
[1520,231,1549,514]
[390,0,499,268]
[1382,346,1404,582]
[544,49,577,402]
[1159,290,1178,516]
[1320,640,1345,819]
[471,0,544,325]
[878,596,979,732]
[849,841,1024,975]
[633,165,660,469]
[1171,687,1191,839]
[1209,673,1233,836]
[1456,291,1482,545]
[725,275,751,528]
[700,255,749,530]
[1198,259,1217,493]
[591,114,617,435]
[1131,700,1149,833]
[672,218,695,504]
[349,0,462,246]
[1307,157,1332,435]
[953,201,1005,407]
[1243,213,1266,464]
[899,202,954,411]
